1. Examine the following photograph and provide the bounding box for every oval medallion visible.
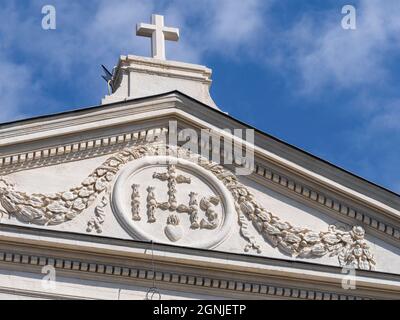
[111,156,235,249]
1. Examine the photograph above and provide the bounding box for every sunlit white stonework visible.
[0,13,398,300]
[112,156,235,248]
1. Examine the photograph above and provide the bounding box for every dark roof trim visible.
[0,91,174,128]
[0,90,399,199]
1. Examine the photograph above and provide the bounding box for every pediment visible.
[0,92,399,277]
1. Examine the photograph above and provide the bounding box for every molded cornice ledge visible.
[0,93,181,146]
[102,55,218,108]
[0,227,398,299]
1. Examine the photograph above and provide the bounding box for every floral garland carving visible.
[0,143,376,270]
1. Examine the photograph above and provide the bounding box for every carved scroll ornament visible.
[0,143,376,270]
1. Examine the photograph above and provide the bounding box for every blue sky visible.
[0,0,400,193]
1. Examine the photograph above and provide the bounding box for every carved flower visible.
[94,179,107,192]
[322,233,340,245]
[340,234,353,244]
[7,192,24,203]
[302,232,320,244]
[47,202,68,214]
[310,243,327,256]
[61,191,77,202]
[49,214,65,224]
[272,220,291,231]
[96,169,107,177]
[298,246,312,257]
[283,232,301,244]
[27,196,44,208]
[109,159,120,167]
[78,188,92,198]
[236,187,248,197]
[254,208,271,222]
[350,226,365,240]
[265,223,281,235]
[105,172,114,182]
[240,201,254,215]
[0,196,19,213]
[19,206,43,220]
[73,198,86,211]
[82,177,95,186]
[65,211,78,220]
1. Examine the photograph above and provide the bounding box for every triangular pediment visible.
[0,91,400,299]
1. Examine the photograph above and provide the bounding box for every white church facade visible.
[0,15,399,300]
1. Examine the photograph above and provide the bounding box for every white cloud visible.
[0,0,270,122]
[164,0,272,61]
[279,0,400,93]
[202,0,268,48]
[0,0,397,115]
[0,0,398,133]
[2,0,399,111]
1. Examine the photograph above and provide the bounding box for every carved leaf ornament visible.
[0,143,376,270]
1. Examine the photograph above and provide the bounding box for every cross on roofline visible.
[136,14,180,60]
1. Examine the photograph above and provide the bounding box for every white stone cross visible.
[136,14,179,60]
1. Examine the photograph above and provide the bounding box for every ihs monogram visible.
[130,165,220,242]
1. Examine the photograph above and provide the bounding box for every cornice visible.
[0,127,168,173]
[0,249,370,300]
[0,94,178,146]
[119,54,213,84]
[0,226,396,300]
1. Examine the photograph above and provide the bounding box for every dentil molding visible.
[0,248,371,300]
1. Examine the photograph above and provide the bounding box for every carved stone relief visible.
[112,157,234,248]
[0,143,376,270]
[86,196,108,233]
[131,184,141,221]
